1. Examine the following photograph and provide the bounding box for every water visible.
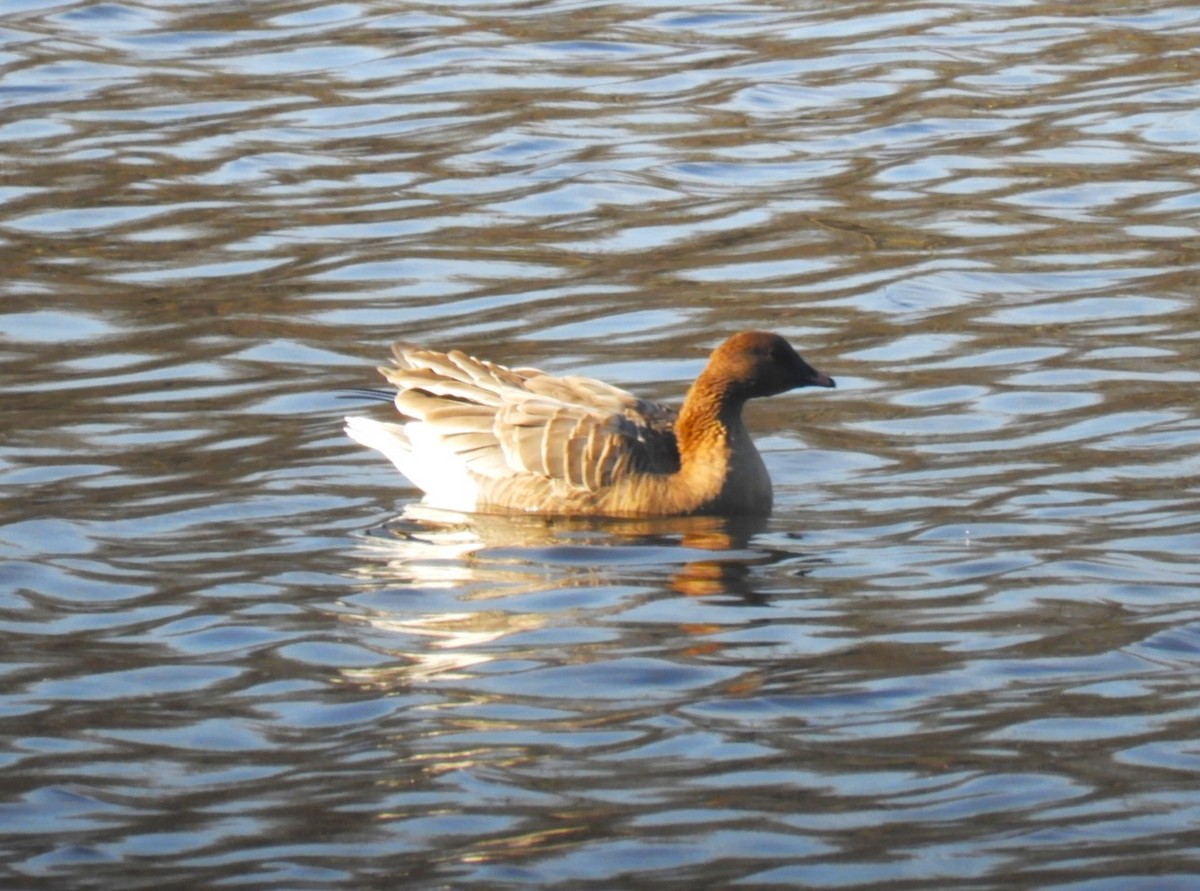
[3,0,1200,887]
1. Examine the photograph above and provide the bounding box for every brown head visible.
[704,331,835,400]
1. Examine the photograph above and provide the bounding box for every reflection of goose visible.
[350,510,796,603]
[346,332,834,516]
[343,611,547,683]
[338,512,827,686]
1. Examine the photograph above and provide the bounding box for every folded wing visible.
[371,346,679,505]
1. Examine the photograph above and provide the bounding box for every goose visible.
[345,331,834,517]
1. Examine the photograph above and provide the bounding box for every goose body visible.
[345,331,834,517]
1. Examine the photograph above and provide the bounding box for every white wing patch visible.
[344,416,479,512]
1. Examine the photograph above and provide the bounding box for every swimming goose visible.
[345,331,835,517]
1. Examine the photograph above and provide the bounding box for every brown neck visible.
[672,374,743,503]
[596,374,768,517]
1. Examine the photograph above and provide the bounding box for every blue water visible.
[3,0,1200,887]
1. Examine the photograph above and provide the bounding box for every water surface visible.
[3,1,1200,887]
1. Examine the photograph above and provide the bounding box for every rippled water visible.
[4,0,1200,887]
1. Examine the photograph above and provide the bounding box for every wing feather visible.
[368,344,681,498]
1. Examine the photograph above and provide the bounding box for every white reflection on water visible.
[337,509,803,686]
